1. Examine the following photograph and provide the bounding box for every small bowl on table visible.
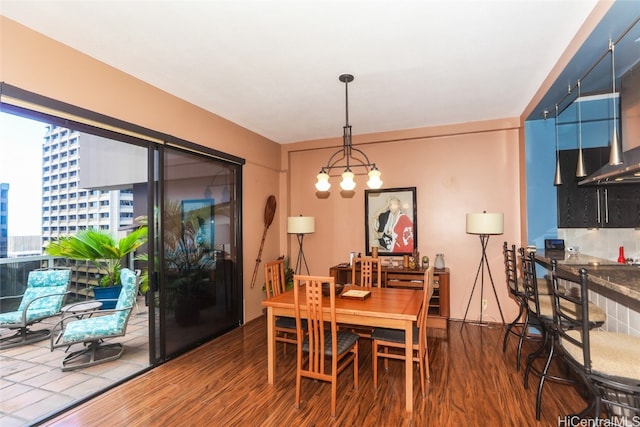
[321,282,345,297]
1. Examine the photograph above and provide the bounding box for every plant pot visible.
[93,285,122,310]
[175,296,200,327]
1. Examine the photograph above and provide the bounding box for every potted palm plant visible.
[45,226,148,309]
[164,205,216,326]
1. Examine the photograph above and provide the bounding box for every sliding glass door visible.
[158,145,242,359]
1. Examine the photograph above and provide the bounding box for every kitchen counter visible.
[534,250,640,311]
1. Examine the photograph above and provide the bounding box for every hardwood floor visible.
[41,318,587,426]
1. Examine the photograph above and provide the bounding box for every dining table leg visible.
[404,318,413,414]
[267,307,275,384]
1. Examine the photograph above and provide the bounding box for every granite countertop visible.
[534,250,640,305]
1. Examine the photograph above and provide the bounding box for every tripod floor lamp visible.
[287,216,315,275]
[461,211,505,329]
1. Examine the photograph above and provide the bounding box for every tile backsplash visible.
[558,228,640,262]
[558,228,640,337]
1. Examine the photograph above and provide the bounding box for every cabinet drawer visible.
[386,271,424,289]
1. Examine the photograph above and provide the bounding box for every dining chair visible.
[293,275,359,418]
[351,256,381,288]
[264,258,298,353]
[550,260,640,420]
[340,256,382,337]
[371,266,433,397]
[521,250,606,420]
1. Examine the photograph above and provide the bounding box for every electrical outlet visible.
[482,299,488,311]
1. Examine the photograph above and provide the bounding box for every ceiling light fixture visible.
[553,105,563,186]
[609,40,624,166]
[315,73,382,192]
[576,80,587,178]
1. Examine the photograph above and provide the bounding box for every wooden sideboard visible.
[329,264,450,329]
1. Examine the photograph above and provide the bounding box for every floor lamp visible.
[461,212,505,329]
[287,216,315,275]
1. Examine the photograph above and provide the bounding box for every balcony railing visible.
[0,256,74,312]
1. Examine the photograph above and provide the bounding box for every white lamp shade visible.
[366,169,383,189]
[466,212,504,235]
[287,216,315,234]
[340,171,356,191]
[315,171,331,191]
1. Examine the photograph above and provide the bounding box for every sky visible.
[0,112,45,236]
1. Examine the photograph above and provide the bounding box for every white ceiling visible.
[1,0,601,144]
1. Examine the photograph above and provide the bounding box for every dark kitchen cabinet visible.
[557,148,605,228]
[557,147,640,228]
[605,185,640,227]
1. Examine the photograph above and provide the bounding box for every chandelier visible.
[315,74,382,192]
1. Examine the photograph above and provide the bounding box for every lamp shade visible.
[340,170,356,191]
[466,212,504,235]
[315,171,331,191]
[287,216,315,234]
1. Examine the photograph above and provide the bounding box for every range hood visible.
[578,145,640,185]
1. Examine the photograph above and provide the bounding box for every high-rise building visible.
[0,183,8,258]
[41,126,134,247]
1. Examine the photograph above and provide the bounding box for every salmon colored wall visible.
[283,120,523,322]
[0,17,281,321]
[2,16,528,324]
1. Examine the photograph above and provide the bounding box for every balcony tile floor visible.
[0,297,150,426]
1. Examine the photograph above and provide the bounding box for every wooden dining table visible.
[261,285,424,414]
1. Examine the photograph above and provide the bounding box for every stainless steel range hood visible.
[578,145,640,185]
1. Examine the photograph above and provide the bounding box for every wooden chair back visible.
[293,274,359,417]
[264,258,286,298]
[294,275,335,376]
[352,256,381,288]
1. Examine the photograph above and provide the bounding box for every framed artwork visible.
[181,198,215,251]
[364,187,417,256]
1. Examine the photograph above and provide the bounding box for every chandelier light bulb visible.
[340,170,356,191]
[367,168,383,189]
[315,171,331,192]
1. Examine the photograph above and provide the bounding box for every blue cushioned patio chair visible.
[0,268,71,349]
[51,268,138,371]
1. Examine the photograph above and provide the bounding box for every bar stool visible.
[521,250,606,420]
[550,261,640,420]
[502,243,549,371]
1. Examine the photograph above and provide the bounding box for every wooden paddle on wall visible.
[250,195,277,289]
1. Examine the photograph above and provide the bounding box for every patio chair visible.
[0,268,71,349]
[51,268,138,371]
